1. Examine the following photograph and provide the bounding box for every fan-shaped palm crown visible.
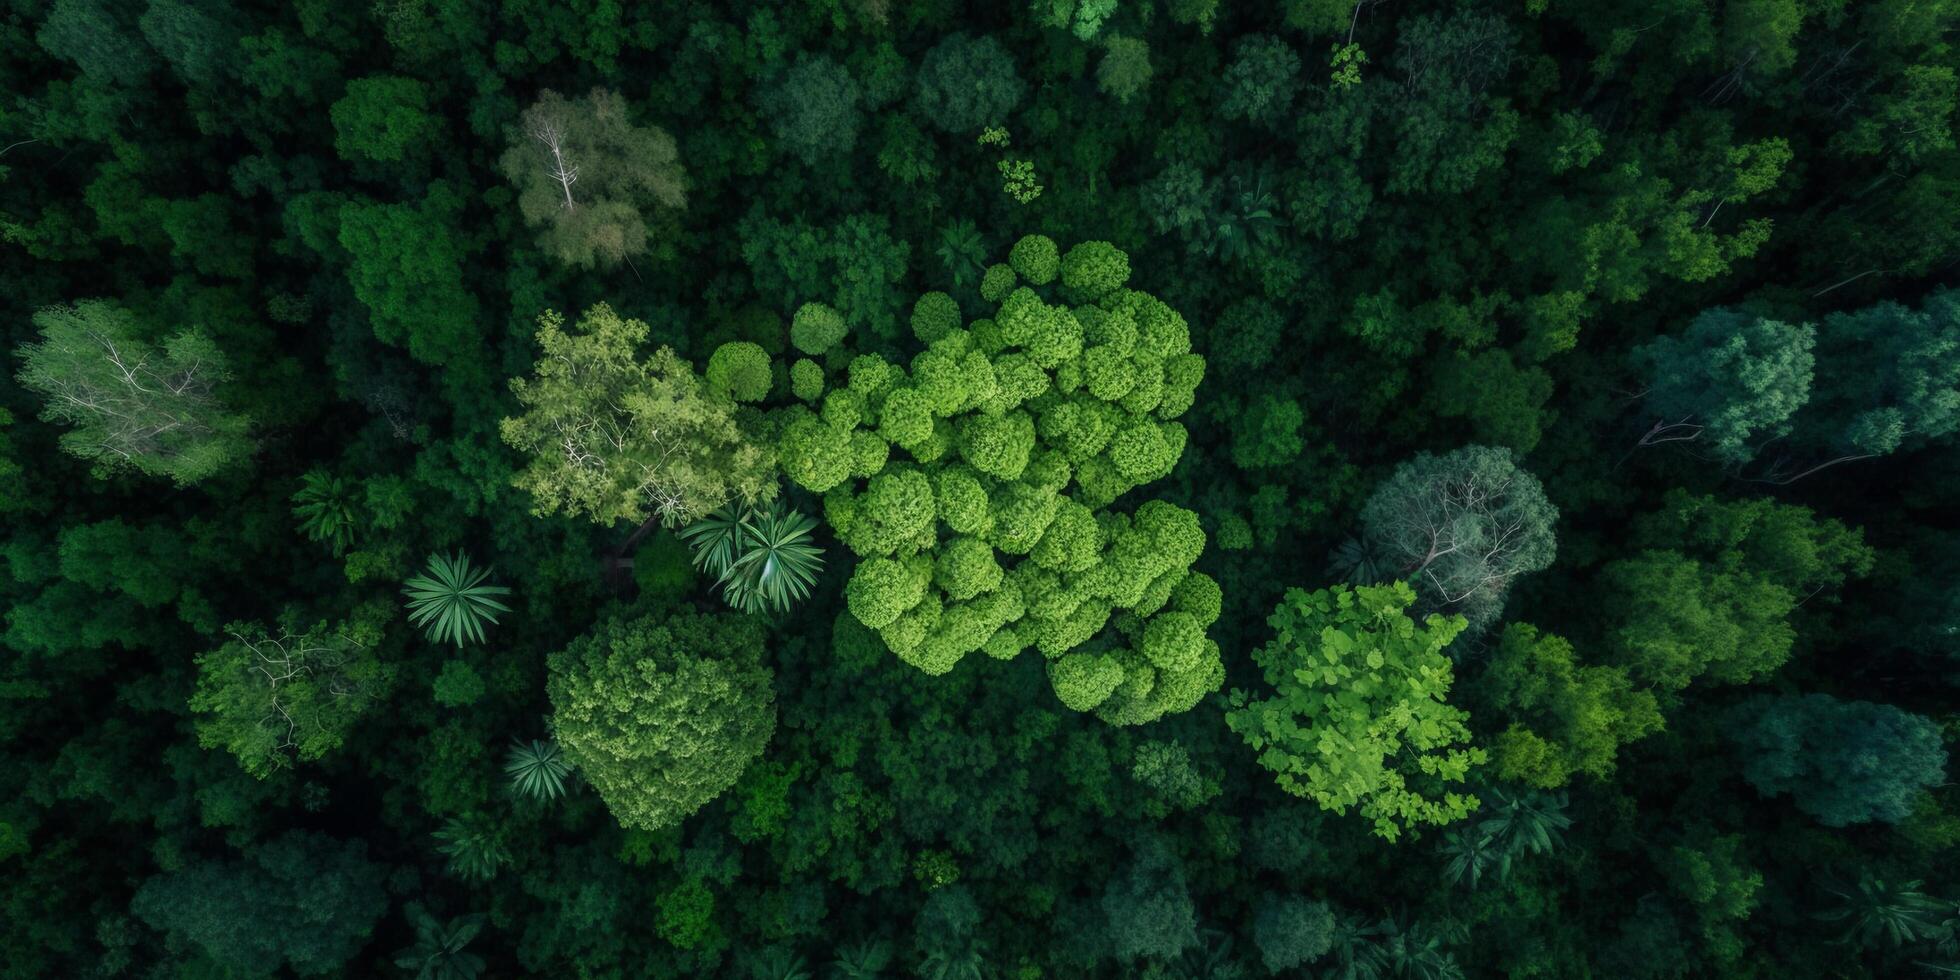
[403,552,513,647]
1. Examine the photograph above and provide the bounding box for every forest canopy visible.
[1,1,1957,978]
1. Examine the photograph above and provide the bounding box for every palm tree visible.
[678,502,825,615]
[504,738,573,801]
[291,470,362,556]
[394,904,486,980]
[403,552,513,647]
[740,946,813,980]
[830,939,893,979]
[434,815,509,882]
[1818,875,1952,949]
[1440,788,1571,889]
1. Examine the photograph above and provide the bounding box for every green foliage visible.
[1634,308,1816,466]
[498,88,687,269]
[434,814,509,882]
[1098,36,1153,104]
[1728,694,1947,826]
[913,34,1025,133]
[394,905,487,980]
[130,832,386,977]
[1439,788,1571,889]
[16,301,253,484]
[1227,582,1485,842]
[1219,35,1301,126]
[785,236,1217,723]
[1817,875,1954,949]
[763,54,863,164]
[431,660,485,707]
[1253,895,1336,973]
[677,501,826,615]
[290,470,363,556]
[1480,623,1661,789]
[1357,445,1558,631]
[707,342,774,403]
[190,614,394,779]
[546,612,776,831]
[790,302,848,356]
[502,305,777,527]
[504,738,573,802]
[403,552,513,648]
[1101,839,1199,961]
[330,75,435,163]
[1799,288,1960,457]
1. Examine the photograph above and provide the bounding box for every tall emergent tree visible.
[778,235,1219,725]
[15,300,253,484]
[1227,582,1486,842]
[501,304,776,530]
[1354,445,1557,630]
[498,88,687,269]
[546,612,776,832]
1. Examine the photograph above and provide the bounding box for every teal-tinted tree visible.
[1227,582,1485,841]
[501,305,777,529]
[403,552,513,648]
[546,612,776,831]
[129,832,387,977]
[762,54,862,164]
[912,34,1025,133]
[1354,445,1557,630]
[499,88,687,269]
[676,501,825,615]
[778,235,1219,725]
[1631,308,1815,466]
[189,607,395,779]
[16,300,253,484]
[1783,288,1960,478]
[1253,896,1336,973]
[1100,839,1200,962]
[1727,693,1947,826]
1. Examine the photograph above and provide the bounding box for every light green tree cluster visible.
[1227,582,1485,841]
[779,236,1218,725]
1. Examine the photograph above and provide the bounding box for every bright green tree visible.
[1226,582,1485,842]
[781,236,1219,725]
[190,608,395,779]
[546,612,777,832]
[1479,622,1663,788]
[501,304,777,529]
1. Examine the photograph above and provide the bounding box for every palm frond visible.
[504,738,573,801]
[291,470,363,556]
[403,552,513,647]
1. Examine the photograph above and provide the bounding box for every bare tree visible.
[529,114,578,211]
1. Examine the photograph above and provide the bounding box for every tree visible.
[394,905,487,980]
[546,612,776,831]
[190,610,395,779]
[498,88,687,269]
[676,501,826,615]
[1356,445,1558,631]
[336,184,485,381]
[290,470,363,556]
[330,75,436,163]
[434,814,509,881]
[501,304,777,529]
[1219,34,1302,126]
[1789,289,1960,470]
[1101,839,1199,962]
[402,552,513,648]
[1253,896,1336,973]
[1098,36,1153,104]
[1631,308,1815,466]
[1479,622,1662,788]
[1226,582,1486,842]
[130,832,387,977]
[1727,694,1947,826]
[913,34,1025,133]
[504,738,573,801]
[1817,875,1954,949]
[15,300,253,484]
[781,236,1219,724]
[1439,788,1571,888]
[1598,491,1872,690]
[762,54,863,164]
